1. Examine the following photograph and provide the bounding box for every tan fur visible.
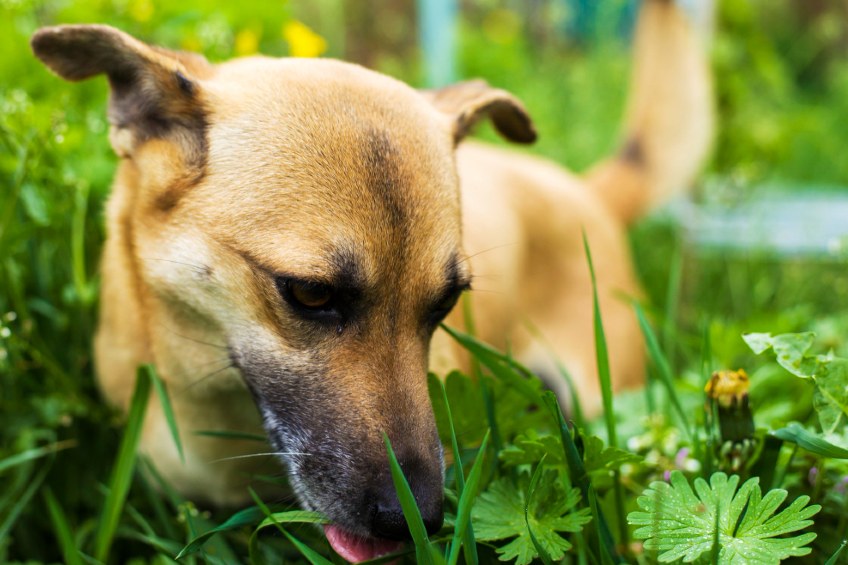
[31,0,711,528]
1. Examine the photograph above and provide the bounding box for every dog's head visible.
[32,25,535,560]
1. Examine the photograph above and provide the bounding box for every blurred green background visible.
[3,0,848,561]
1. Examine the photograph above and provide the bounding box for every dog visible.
[31,0,710,561]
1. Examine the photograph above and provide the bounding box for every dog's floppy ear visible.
[423,79,537,145]
[31,25,210,161]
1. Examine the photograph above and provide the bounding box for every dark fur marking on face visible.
[363,130,407,234]
[329,246,368,290]
[153,168,206,213]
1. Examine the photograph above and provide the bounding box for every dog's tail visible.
[585,0,713,223]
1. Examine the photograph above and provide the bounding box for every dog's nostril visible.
[371,492,444,540]
[372,503,409,540]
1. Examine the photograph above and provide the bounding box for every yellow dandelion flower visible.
[282,20,327,58]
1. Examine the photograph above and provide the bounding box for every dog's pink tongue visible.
[324,525,403,563]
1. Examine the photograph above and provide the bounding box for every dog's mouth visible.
[324,524,404,563]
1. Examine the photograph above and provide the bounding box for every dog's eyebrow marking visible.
[328,246,368,290]
[363,129,408,241]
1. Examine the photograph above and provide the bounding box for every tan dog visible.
[32,0,710,561]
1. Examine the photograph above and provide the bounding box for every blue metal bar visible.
[417,0,458,88]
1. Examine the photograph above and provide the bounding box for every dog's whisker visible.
[210,452,310,463]
[177,362,236,395]
[143,256,209,274]
[457,242,520,265]
[157,324,229,350]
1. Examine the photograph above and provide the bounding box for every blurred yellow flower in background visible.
[128,0,154,23]
[282,20,327,58]
[235,28,260,56]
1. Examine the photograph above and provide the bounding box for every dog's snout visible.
[371,491,444,540]
[370,455,444,540]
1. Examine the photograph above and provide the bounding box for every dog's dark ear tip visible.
[500,112,538,144]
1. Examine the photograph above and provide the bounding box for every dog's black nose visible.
[372,496,443,540]
[370,456,444,540]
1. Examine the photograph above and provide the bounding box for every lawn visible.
[2,0,848,563]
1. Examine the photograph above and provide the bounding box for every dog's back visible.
[433,0,713,414]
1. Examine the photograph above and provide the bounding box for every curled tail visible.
[586,0,713,223]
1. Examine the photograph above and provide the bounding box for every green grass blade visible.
[192,430,268,442]
[0,439,76,474]
[43,487,83,565]
[383,434,443,565]
[93,364,152,562]
[662,239,683,360]
[461,293,504,459]
[543,392,620,562]
[447,430,489,565]
[525,454,554,565]
[583,233,628,553]
[0,462,51,547]
[438,378,480,565]
[249,488,335,565]
[146,363,184,462]
[524,320,586,429]
[582,232,616,447]
[281,529,336,565]
[438,379,466,494]
[634,304,693,440]
[441,324,543,405]
[177,506,268,558]
[824,539,847,565]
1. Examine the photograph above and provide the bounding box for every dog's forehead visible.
[191,58,463,282]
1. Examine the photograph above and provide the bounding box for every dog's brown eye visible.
[286,280,333,309]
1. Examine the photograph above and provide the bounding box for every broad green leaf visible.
[629,471,820,564]
[772,423,848,459]
[813,358,848,443]
[580,434,643,474]
[472,472,591,565]
[743,332,817,378]
[499,431,564,467]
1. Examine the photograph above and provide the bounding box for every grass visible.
[4,0,848,563]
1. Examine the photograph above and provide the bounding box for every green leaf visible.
[499,431,564,467]
[629,471,820,564]
[580,434,643,475]
[813,358,848,444]
[772,423,848,459]
[473,472,592,565]
[743,332,817,378]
